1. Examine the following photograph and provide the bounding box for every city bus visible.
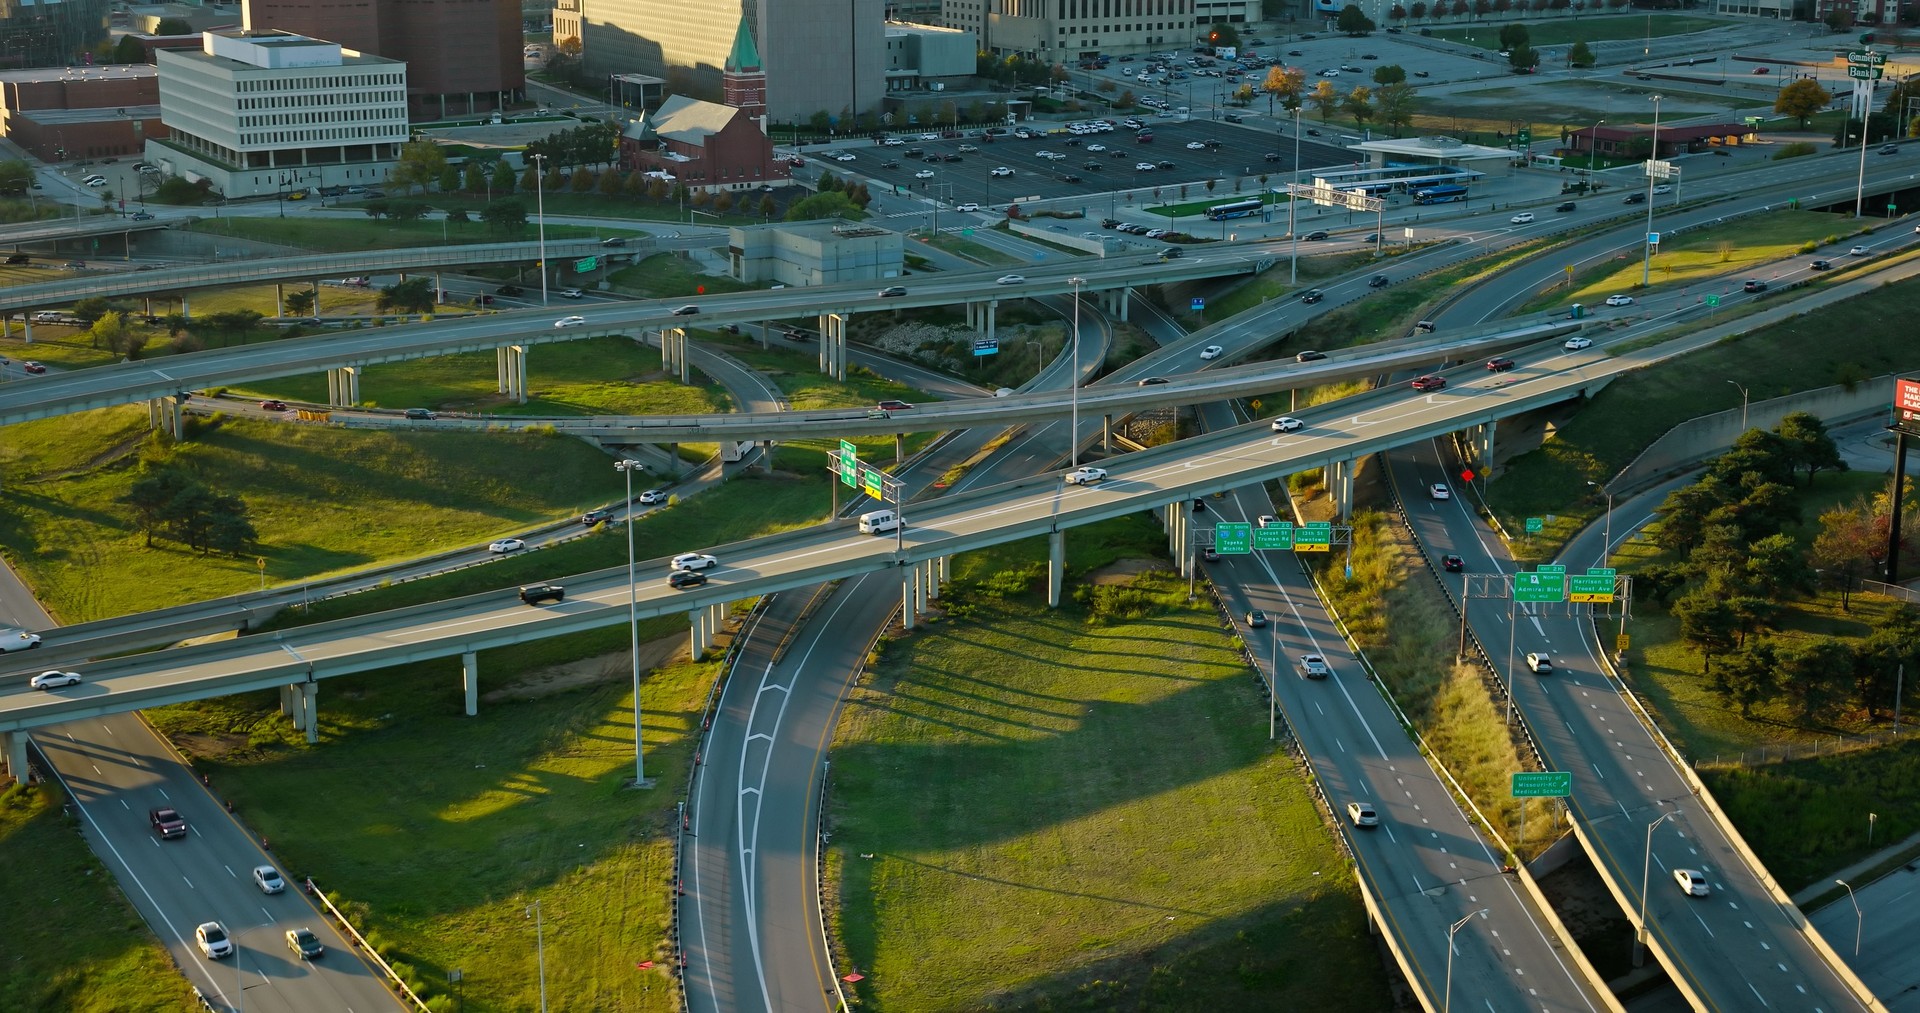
[1205,198,1265,220]
[1336,181,1397,197]
[1412,183,1468,205]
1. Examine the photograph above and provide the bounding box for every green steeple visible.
[726,18,761,73]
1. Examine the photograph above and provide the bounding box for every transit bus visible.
[1204,198,1266,220]
[1412,183,1468,205]
[1336,181,1396,197]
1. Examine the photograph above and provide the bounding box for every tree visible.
[88,311,142,357]
[1206,23,1241,47]
[480,197,528,234]
[1507,44,1541,73]
[438,164,462,193]
[1857,611,1920,719]
[0,159,32,195]
[1742,532,1817,601]
[376,278,437,314]
[1675,591,1740,674]
[1371,64,1407,86]
[390,140,448,195]
[463,160,490,194]
[1335,4,1376,34]
[1633,562,1690,606]
[120,468,198,548]
[155,17,193,34]
[1499,23,1531,50]
[1774,79,1832,128]
[118,466,254,554]
[598,169,624,196]
[571,167,598,192]
[71,296,112,325]
[112,35,146,65]
[1810,497,1894,610]
[1265,66,1307,114]
[1774,411,1846,486]
[713,191,735,213]
[1824,7,1853,32]
[1709,639,1777,717]
[785,191,862,221]
[758,193,777,219]
[1777,637,1855,723]
[1568,41,1596,67]
[1374,82,1417,135]
[1654,478,1728,556]
[492,160,518,195]
[1343,86,1374,129]
[285,290,316,318]
[1308,80,1341,122]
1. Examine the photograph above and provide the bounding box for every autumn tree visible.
[1308,80,1341,122]
[1774,79,1833,128]
[389,139,448,194]
[1343,86,1374,129]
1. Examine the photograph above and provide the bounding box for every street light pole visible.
[1289,104,1301,284]
[1836,879,1862,957]
[1856,52,1876,219]
[1588,480,1614,568]
[1640,95,1661,287]
[1588,118,1605,172]
[526,900,548,1013]
[614,459,649,786]
[532,153,549,306]
[1636,809,1680,966]
[1727,379,1748,432]
[1443,909,1487,1013]
[1068,276,1084,467]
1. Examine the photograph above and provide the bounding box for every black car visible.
[1157,160,1176,170]
[1743,279,1768,292]
[1137,376,1171,385]
[1060,174,1083,183]
[877,286,908,298]
[1083,162,1103,171]
[1442,554,1466,573]
[496,284,523,296]
[1305,128,1322,136]
[4,253,26,264]
[519,583,566,604]
[1224,113,1244,123]
[1295,350,1327,362]
[600,237,627,247]
[1623,192,1647,204]
[1264,152,1283,162]
[1810,259,1832,271]
[672,304,700,315]
[943,154,962,162]
[581,509,612,525]
[923,155,942,163]
[1555,201,1577,212]
[1101,218,1122,229]
[402,408,437,420]
[1300,289,1324,304]
[880,160,898,169]
[1303,230,1329,241]
[1368,275,1389,288]
[668,568,707,589]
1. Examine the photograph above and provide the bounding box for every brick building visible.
[240,0,523,118]
[618,95,789,193]
[0,65,166,162]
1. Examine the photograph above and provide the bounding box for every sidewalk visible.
[1792,828,1920,909]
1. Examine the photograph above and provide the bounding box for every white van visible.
[32,311,63,323]
[858,509,900,535]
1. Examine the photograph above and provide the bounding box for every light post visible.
[1869,810,1877,845]
[1835,879,1862,957]
[1587,118,1605,173]
[1443,909,1487,1013]
[1587,480,1614,568]
[1027,338,1043,377]
[1855,49,1877,219]
[526,900,548,1013]
[532,153,549,306]
[614,458,649,787]
[1636,809,1680,966]
[1726,380,1748,432]
[1068,276,1084,467]
[1289,103,1302,284]
[1640,95,1661,288]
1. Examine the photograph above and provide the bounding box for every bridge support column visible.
[274,283,283,319]
[1478,421,1498,480]
[816,314,847,381]
[924,558,942,600]
[495,347,511,394]
[462,651,479,716]
[181,295,190,319]
[1102,414,1112,454]
[1326,459,1354,522]
[301,682,318,743]
[668,328,689,384]
[2,731,27,783]
[985,300,997,346]
[326,366,360,407]
[690,608,710,658]
[900,568,917,630]
[914,559,929,614]
[894,432,904,465]
[1047,530,1066,608]
[1119,287,1132,322]
[707,603,727,646]
[510,345,528,403]
[146,398,185,438]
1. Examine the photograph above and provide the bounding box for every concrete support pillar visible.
[667,328,689,384]
[690,608,709,658]
[1480,420,1498,479]
[310,280,320,316]
[277,683,294,718]
[181,295,190,319]
[433,271,443,304]
[925,558,942,600]
[511,345,528,403]
[901,569,917,630]
[274,283,284,319]
[1176,507,1189,577]
[965,301,976,328]
[986,300,997,345]
[707,602,727,640]
[301,682,318,743]
[495,347,510,395]
[1327,459,1354,522]
[1047,530,1066,608]
[1120,286,1133,322]
[147,398,183,438]
[19,318,31,343]
[462,651,479,716]
[326,366,360,407]
[2,731,27,783]
[894,432,904,465]
[914,560,929,614]
[814,314,847,381]
[1102,414,1112,454]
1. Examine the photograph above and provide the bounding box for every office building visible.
[0,0,110,70]
[944,0,1194,60]
[0,64,163,162]
[241,0,521,118]
[152,30,408,197]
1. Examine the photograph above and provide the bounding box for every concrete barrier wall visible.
[1611,374,1895,492]
[1007,219,1114,256]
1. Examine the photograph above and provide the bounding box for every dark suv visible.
[1743,279,1768,293]
[150,807,187,839]
[519,583,566,605]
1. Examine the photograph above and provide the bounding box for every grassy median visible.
[826,518,1389,1011]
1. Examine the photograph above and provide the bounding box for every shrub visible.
[1773,142,1816,161]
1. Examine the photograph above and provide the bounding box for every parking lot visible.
[826,116,1363,214]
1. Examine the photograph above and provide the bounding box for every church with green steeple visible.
[721,17,767,124]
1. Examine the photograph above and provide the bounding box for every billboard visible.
[1897,377,1920,428]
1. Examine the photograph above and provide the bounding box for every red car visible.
[21,361,46,374]
[259,399,289,411]
[1485,357,1515,372]
[1410,375,1447,392]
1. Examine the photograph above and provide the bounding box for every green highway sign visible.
[1537,564,1567,574]
[860,465,884,500]
[839,440,859,487]
[1570,568,1617,603]
[1525,517,1545,534]
[1514,571,1566,603]
[573,255,599,272]
[1214,522,1252,554]
[1706,294,1720,307]
[1253,521,1295,550]
[1295,521,1333,553]
[1512,771,1572,798]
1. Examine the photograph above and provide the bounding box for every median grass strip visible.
[148,637,715,1013]
[827,518,1389,1011]
[185,215,621,252]
[1486,275,1920,545]
[0,782,205,1013]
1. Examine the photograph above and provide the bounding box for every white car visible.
[30,670,82,690]
[1850,245,1869,256]
[1652,184,1672,195]
[671,552,719,571]
[1256,514,1281,528]
[1525,652,1553,674]
[1298,654,1331,679]
[253,865,287,894]
[1064,465,1109,485]
[1186,141,1208,150]
[1563,336,1593,351]
[1270,416,1304,432]
[1035,150,1059,159]
[954,202,982,212]
[1429,483,1450,500]
[1510,212,1535,224]
[1346,802,1379,827]
[1144,229,1168,239]
[1087,144,1107,152]
[0,629,43,653]
[1199,345,1224,360]
[995,274,1026,285]
[553,315,586,328]
[637,488,670,505]
[1135,162,1157,171]
[833,153,856,162]
[558,288,583,299]
[920,132,939,140]
[1674,868,1709,896]
[882,137,904,146]
[86,178,108,187]
[488,538,526,554]
[957,144,978,152]
[196,922,235,959]
[914,169,935,179]
[990,166,1014,177]
[1604,294,1635,307]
